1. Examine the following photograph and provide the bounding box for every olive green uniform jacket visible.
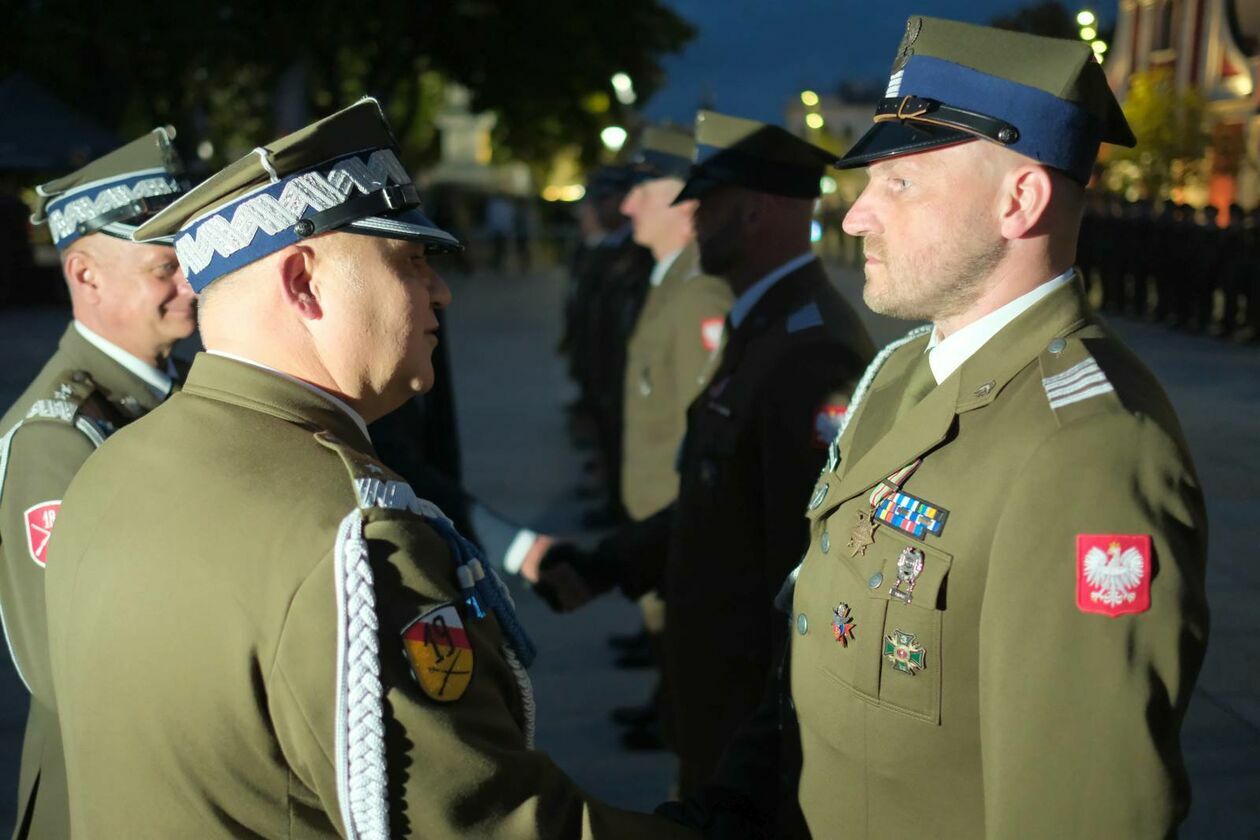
[608,258,874,792]
[0,324,167,840]
[719,278,1209,838]
[45,354,696,839]
[620,243,733,521]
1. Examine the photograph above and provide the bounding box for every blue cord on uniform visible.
[425,515,537,668]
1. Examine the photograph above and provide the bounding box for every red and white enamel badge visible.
[23,501,61,568]
[700,317,724,352]
[1076,534,1151,617]
[812,404,849,448]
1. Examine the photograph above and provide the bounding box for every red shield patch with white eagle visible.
[24,501,61,568]
[1076,534,1150,617]
[700,317,724,352]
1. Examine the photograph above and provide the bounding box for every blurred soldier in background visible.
[610,125,734,750]
[561,167,654,526]
[535,109,874,797]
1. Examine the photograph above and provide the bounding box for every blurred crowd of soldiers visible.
[1079,194,1260,341]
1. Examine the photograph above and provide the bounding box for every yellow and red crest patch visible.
[402,603,474,702]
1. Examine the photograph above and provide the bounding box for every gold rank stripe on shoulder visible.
[1041,357,1114,410]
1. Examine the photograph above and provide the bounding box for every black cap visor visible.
[672,172,723,204]
[346,207,463,254]
[836,119,977,170]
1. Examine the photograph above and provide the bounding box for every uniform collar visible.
[924,268,1075,384]
[831,274,1090,508]
[728,251,816,328]
[196,351,373,449]
[649,245,685,287]
[73,321,175,399]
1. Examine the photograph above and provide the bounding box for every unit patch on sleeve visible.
[401,603,475,702]
[23,501,60,568]
[700,317,725,352]
[1076,534,1151,617]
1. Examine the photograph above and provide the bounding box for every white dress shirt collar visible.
[649,246,685,288]
[728,251,817,328]
[73,321,175,399]
[925,269,1075,384]
[206,350,372,443]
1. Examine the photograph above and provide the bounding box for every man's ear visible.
[63,250,102,304]
[999,165,1055,240]
[277,245,322,319]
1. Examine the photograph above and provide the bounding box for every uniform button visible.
[868,571,884,589]
[820,532,831,554]
[797,613,809,635]
[72,371,87,383]
[1048,338,1067,354]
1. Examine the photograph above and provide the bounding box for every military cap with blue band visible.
[31,127,188,249]
[134,98,461,293]
[674,109,834,203]
[836,16,1136,183]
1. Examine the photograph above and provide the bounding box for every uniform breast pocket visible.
[865,534,952,725]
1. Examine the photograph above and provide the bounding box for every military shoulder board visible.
[1038,339,1118,424]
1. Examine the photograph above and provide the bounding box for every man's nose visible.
[842,187,880,238]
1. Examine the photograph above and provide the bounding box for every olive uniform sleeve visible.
[0,421,97,696]
[978,412,1208,837]
[269,512,698,839]
[671,276,733,412]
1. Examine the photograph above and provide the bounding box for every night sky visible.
[644,0,1117,125]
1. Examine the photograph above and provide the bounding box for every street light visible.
[600,125,628,152]
[1092,40,1108,54]
[805,113,825,130]
[1076,10,1096,27]
[611,72,636,105]
[801,90,820,107]
[1080,25,1097,41]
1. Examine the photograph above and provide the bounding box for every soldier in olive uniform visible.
[537,110,875,795]
[665,19,1209,839]
[0,128,195,839]
[45,100,697,839]
[612,125,734,745]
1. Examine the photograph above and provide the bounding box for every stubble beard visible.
[861,232,1007,323]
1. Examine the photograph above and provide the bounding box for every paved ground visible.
[0,262,1256,835]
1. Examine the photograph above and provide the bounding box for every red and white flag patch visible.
[24,501,61,568]
[1076,534,1151,617]
[812,404,849,448]
[700,317,725,352]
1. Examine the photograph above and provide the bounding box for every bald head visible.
[61,233,196,366]
[843,139,1085,335]
[198,231,452,423]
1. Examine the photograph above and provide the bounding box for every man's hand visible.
[531,542,617,613]
[516,534,554,583]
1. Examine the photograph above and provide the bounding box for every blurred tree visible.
[0,0,694,170]
[1107,67,1207,197]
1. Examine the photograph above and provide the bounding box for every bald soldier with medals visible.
[45,100,697,839]
[663,18,1210,839]
[0,128,195,838]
